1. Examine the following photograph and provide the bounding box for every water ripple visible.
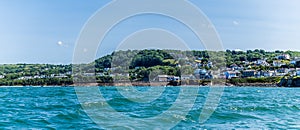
[0,86,299,129]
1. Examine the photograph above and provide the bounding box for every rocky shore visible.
[73,81,280,87]
[229,83,277,87]
[4,78,299,87]
[278,76,300,87]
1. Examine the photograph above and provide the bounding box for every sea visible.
[0,86,299,129]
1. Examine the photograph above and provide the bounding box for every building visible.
[255,71,275,77]
[157,75,168,82]
[180,75,196,80]
[157,75,179,82]
[255,59,270,66]
[168,76,180,81]
[194,69,212,79]
[224,71,240,79]
[275,68,289,76]
[297,69,300,76]
[277,54,290,60]
[230,64,239,70]
[277,68,288,74]
[261,71,275,77]
[242,70,256,78]
[273,61,286,67]
[290,58,300,65]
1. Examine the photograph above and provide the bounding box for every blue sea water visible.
[0,86,299,129]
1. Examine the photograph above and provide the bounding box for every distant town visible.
[1,49,300,86]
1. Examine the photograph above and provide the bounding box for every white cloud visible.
[57,41,63,46]
[233,20,239,26]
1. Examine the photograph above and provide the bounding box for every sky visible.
[0,0,300,64]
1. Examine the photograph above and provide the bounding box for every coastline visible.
[0,81,282,87]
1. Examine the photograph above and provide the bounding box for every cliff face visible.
[278,77,300,87]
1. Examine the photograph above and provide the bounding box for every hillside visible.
[0,49,300,86]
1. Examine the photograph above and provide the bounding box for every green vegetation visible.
[225,49,300,68]
[0,49,299,86]
[0,64,72,86]
[229,77,282,84]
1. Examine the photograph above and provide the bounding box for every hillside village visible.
[90,49,300,85]
[0,49,300,86]
[223,54,300,79]
[146,55,300,86]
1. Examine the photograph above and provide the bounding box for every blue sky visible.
[0,0,299,64]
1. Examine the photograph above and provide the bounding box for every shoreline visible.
[0,82,285,87]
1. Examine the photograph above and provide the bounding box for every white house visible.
[260,71,275,77]
[277,54,290,60]
[157,75,169,82]
[273,61,286,67]
[275,68,289,76]
[224,71,240,79]
[255,59,270,66]
[181,75,196,80]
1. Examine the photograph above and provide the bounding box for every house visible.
[290,58,300,65]
[275,68,288,76]
[297,69,300,76]
[242,61,250,65]
[193,69,213,79]
[242,70,256,78]
[194,69,204,75]
[277,68,288,73]
[168,76,180,81]
[290,68,300,76]
[199,71,207,79]
[255,71,275,77]
[230,64,239,70]
[194,69,210,79]
[180,75,196,80]
[157,75,170,82]
[104,68,111,71]
[290,61,296,65]
[277,54,290,60]
[207,61,213,68]
[286,68,297,76]
[204,73,213,79]
[66,71,72,75]
[273,60,286,67]
[158,75,168,82]
[255,59,270,66]
[261,71,275,77]
[224,71,240,79]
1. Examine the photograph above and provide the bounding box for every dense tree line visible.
[0,77,73,86]
[0,64,72,86]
